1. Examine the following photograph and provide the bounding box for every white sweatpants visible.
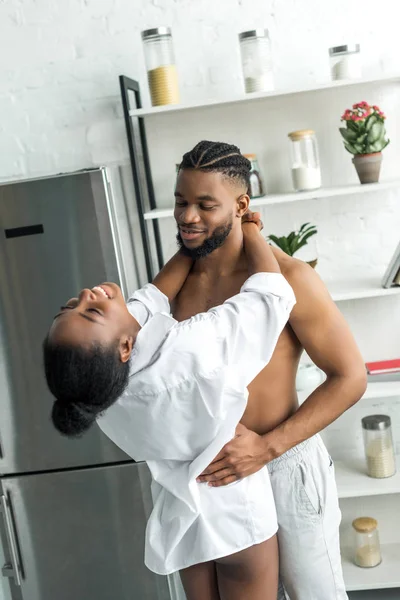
[268,435,348,600]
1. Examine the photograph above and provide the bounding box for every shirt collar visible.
[130,312,176,375]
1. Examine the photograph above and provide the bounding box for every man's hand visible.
[197,423,271,487]
[242,210,263,231]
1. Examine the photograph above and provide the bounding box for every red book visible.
[366,359,400,375]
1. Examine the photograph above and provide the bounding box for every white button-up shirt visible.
[98,273,296,575]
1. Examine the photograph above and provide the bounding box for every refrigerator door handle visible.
[1,494,22,586]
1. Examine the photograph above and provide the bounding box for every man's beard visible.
[176,218,233,260]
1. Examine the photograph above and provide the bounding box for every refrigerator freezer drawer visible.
[0,462,171,600]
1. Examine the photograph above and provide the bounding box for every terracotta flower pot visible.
[352,152,382,184]
[307,258,318,269]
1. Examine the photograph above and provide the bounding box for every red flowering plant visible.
[339,101,389,155]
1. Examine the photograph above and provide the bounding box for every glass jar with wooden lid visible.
[352,517,382,568]
[288,129,321,192]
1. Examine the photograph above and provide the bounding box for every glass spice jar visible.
[244,154,265,198]
[142,27,180,106]
[329,44,362,81]
[239,29,274,94]
[352,517,382,568]
[362,415,396,478]
[288,130,321,192]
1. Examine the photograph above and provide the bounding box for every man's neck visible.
[193,227,246,277]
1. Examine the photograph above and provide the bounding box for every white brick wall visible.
[1,2,400,597]
[1,0,400,178]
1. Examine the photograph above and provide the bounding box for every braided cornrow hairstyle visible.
[179,140,251,191]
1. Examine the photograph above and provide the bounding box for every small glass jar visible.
[352,517,382,568]
[142,27,180,106]
[239,29,274,94]
[329,44,362,81]
[244,154,265,198]
[288,130,321,192]
[362,415,396,478]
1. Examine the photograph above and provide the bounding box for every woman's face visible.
[48,283,136,353]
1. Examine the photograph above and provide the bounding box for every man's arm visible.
[198,261,367,486]
[152,251,193,303]
[262,261,367,457]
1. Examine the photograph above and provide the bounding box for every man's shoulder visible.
[276,254,334,321]
[281,254,315,283]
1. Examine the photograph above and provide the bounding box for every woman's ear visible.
[118,335,134,363]
[236,193,250,218]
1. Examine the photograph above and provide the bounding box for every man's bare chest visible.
[172,272,247,322]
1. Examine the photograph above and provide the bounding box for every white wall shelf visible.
[342,543,400,591]
[360,381,400,401]
[300,380,400,497]
[327,278,400,302]
[130,73,400,118]
[143,180,400,221]
[336,455,400,499]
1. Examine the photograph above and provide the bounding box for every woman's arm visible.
[152,251,193,303]
[241,212,281,275]
[198,212,294,385]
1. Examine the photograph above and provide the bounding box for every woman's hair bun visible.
[51,400,97,437]
[44,336,131,438]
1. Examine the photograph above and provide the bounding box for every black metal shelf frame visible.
[119,75,164,281]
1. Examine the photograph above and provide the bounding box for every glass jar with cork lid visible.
[142,27,180,107]
[362,414,396,478]
[352,517,382,568]
[288,130,321,192]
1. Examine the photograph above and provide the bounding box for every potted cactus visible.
[267,222,318,268]
[339,101,390,184]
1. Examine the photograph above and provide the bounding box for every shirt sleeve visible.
[127,283,170,327]
[208,272,296,385]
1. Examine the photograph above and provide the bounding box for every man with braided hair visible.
[172,140,366,600]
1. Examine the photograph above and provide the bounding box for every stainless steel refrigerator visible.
[0,167,175,600]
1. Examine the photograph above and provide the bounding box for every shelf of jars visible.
[298,381,400,499]
[335,455,400,499]
[342,543,400,591]
[143,180,400,221]
[129,73,400,118]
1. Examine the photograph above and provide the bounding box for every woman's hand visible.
[242,210,263,231]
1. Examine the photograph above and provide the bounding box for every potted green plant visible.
[267,222,318,267]
[339,101,390,184]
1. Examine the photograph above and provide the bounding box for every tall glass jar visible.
[352,517,382,568]
[239,29,274,94]
[329,44,362,81]
[362,415,396,478]
[141,27,180,106]
[288,130,321,192]
[244,154,265,198]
